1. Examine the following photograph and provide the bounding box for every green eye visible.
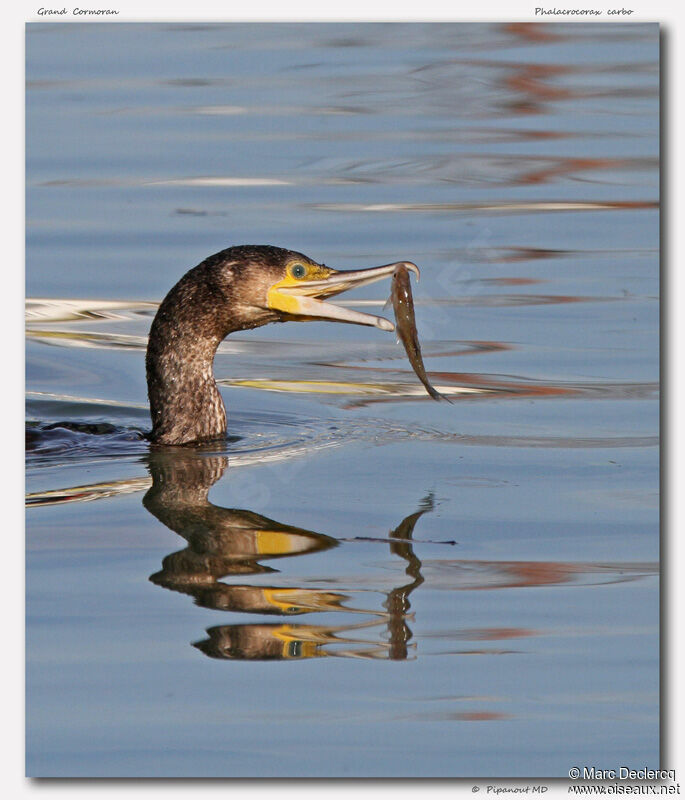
[291,264,306,279]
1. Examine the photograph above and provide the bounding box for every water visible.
[25,22,659,777]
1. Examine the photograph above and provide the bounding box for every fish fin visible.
[426,385,453,404]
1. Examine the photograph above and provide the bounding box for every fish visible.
[391,263,449,402]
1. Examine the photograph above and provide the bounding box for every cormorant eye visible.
[291,264,307,279]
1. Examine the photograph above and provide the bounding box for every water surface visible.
[26,22,659,777]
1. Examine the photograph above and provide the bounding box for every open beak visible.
[267,261,419,332]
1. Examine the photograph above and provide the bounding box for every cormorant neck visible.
[146,311,230,444]
[145,270,244,445]
[145,251,282,445]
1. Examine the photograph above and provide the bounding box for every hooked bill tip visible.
[401,261,420,281]
[376,317,395,332]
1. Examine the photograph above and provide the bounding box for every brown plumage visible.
[146,245,309,445]
[146,245,420,445]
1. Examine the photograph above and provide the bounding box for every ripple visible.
[228,372,658,409]
[26,298,157,324]
[27,329,149,351]
[26,403,658,509]
[36,176,293,188]
[316,560,657,591]
[26,475,154,508]
[26,420,149,465]
[151,176,292,187]
[308,201,658,214]
[25,393,383,497]
[291,154,656,188]
[421,559,658,590]
[26,296,657,413]
[413,431,658,449]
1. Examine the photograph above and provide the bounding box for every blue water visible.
[26,22,659,777]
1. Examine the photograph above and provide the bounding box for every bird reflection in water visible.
[143,450,430,661]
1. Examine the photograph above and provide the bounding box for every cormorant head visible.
[217,244,419,332]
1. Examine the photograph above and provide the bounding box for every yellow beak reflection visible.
[267,261,420,331]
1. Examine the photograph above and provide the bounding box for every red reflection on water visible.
[462,627,537,640]
[486,247,568,263]
[502,23,565,43]
[503,63,576,115]
[427,371,575,399]
[515,157,635,186]
[502,22,566,42]
[450,711,510,721]
[465,560,594,589]
[479,277,542,286]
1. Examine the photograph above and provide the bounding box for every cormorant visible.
[146,245,417,445]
